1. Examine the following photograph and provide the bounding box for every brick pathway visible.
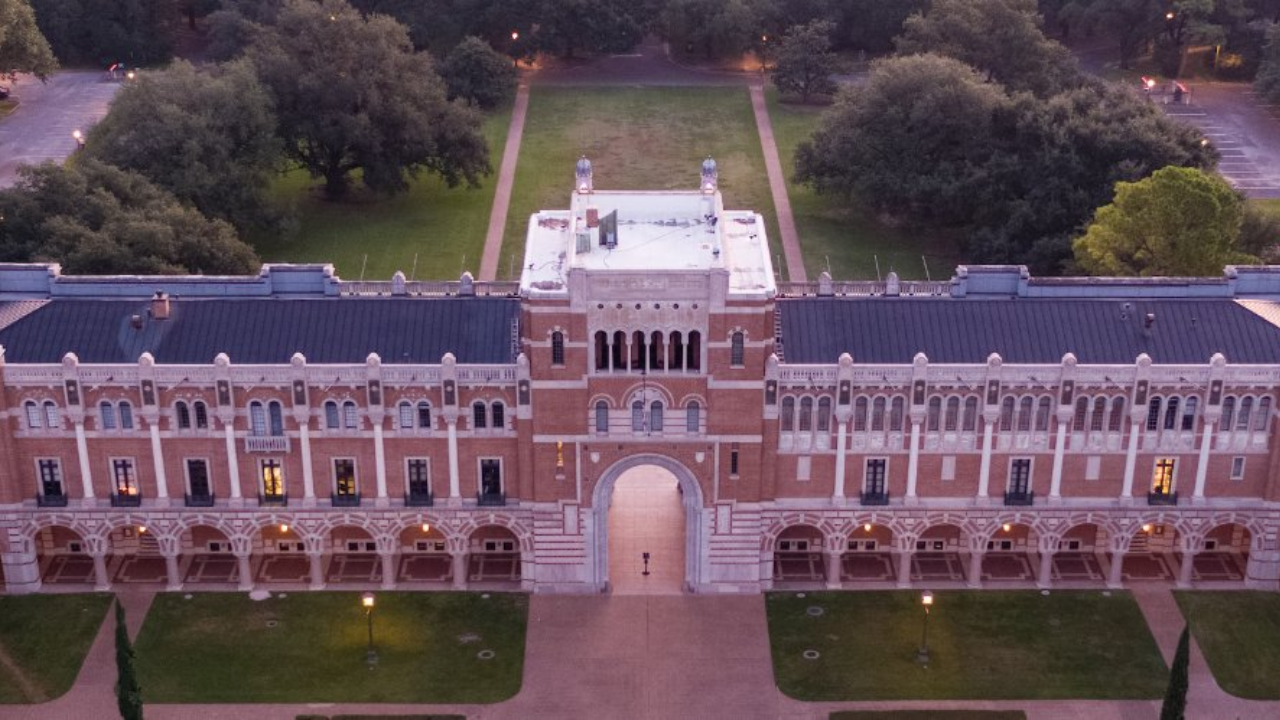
[748,84,806,283]
[478,84,530,282]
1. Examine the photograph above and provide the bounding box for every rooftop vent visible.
[1144,312,1156,330]
[130,314,143,330]
[151,290,170,320]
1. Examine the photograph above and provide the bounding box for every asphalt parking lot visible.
[1160,83,1280,198]
[0,71,120,188]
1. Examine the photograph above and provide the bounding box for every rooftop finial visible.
[576,156,593,193]
[701,156,718,193]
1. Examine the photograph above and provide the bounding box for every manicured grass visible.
[249,105,512,281]
[765,88,962,280]
[135,591,528,703]
[768,591,1166,701]
[1249,198,1280,221]
[0,593,112,703]
[829,707,1029,712]
[500,86,785,280]
[1176,591,1280,699]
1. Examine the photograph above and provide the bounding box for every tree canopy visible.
[0,0,57,80]
[84,59,281,231]
[29,0,174,67]
[1074,166,1253,276]
[771,19,839,104]
[247,0,490,199]
[0,160,259,275]
[440,36,516,109]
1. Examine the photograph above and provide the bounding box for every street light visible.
[71,129,84,150]
[917,590,934,666]
[511,31,520,69]
[361,592,378,666]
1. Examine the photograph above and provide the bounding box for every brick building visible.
[1,159,1279,595]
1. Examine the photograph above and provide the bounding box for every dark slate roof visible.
[779,298,1280,365]
[0,298,519,364]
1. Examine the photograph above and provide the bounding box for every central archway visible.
[590,454,705,593]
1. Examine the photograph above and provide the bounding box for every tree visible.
[440,36,516,109]
[114,602,142,720]
[1074,167,1254,277]
[0,160,260,275]
[30,0,175,67]
[1161,624,1191,720]
[248,0,490,199]
[1255,23,1280,101]
[0,0,57,81]
[662,0,761,59]
[84,59,281,231]
[532,0,647,58]
[771,20,838,104]
[895,0,1080,96]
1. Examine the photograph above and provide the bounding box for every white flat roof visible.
[520,190,776,298]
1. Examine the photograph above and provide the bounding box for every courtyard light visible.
[279,523,289,533]
[362,592,378,666]
[72,130,84,149]
[917,590,934,666]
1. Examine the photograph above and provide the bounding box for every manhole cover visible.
[795,592,806,599]
[265,620,279,628]
[477,649,496,660]
[1040,590,1050,596]
[182,594,193,600]
[458,633,481,644]
[807,606,825,617]
[481,593,491,599]
[803,650,820,660]
[1101,590,1112,597]
[248,589,271,601]
[278,593,288,598]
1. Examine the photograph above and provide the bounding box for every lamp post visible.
[511,31,520,69]
[760,35,769,73]
[71,130,84,150]
[362,592,378,666]
[917,590,934,666]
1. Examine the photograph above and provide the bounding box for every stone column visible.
[977,416,995,502]
[1048,410,1071,502]
[298,422,316,505]
[1036,535,1058,589]
[758,551,774,591]
[0,540,42,594]
[896,539,915,588]
[235,551,254,592]
[307,551,326,590]
[372,420,389,506]
[74,419,95,501]
[446,415,461,503]
[1121,415,1143,504]
[832,419,848,502]
[966,545,985,589]
[1192,419,1217,503]
[1178,545,1196,589]
[148,417,169,504]
[1245,531,1280,590]
[380,551,397,590]
[451,551,468,590]
[163,552,182,592]
[905,419,922,503]
[1107,538,1127,589]
[91,551,111,591]
[223,420,243,503]
[824,550,842,590]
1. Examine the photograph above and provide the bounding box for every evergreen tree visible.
[1160,624,1191,720]
[114,602,143,720]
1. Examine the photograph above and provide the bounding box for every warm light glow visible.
[761,35,768,43]
[511,31,519,41]
[1201,138,1210,147]
[421,523,430,533]
[863,523,872,533]
[138,526,147,534]
[279,523,289,533]
[1002,523,1012,533]
[72,130,83,141]
[126,71,135,80]
[921,590,934,606]
[362,592,375,609]
[1166,11,1175,19]
[1142,523,1152,533]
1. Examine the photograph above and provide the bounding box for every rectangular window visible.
[596,403,609,433]
[1152,458,1175,495]
[100,402,117,430]
[260,460,283,498]
[417,403,432,429]
[730,332,744,366]
[687,403,700,434]
[399,403,413,429]
[941,456,956,482]
[186,459,211,498]
[551,332,565,365]
[479,458,502,497]
[119,403,134,430]
[473,402,487,429]
[492,403,505,429]
[865,459,886,494]
[112,459,137,497]
[38,459,63,497]
[730,442,740,476]
[334,459,357,497]
[26,404,42,429]
[251,404,267,436]
[343,403,358,430]
[1085,455,1101,482]
[407,458,430,495]
[1230,456,1245,481]
[269,403,284,436]
[1009,458,1031,494]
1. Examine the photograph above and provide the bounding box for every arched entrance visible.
[591,455,704,593]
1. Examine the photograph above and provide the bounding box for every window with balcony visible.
[406,458,431,505]
[1006,458,1033,505]
[185,459,213,506]
[37,459,65,506]
[111,458,140,506]
[260,459,285,503]
[478,458,504,505]
[333,458,359,505]
[862,458,888,505]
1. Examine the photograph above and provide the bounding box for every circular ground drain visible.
[183,594,193,600]
[477,649,496,660]
[248,589,271,601]
[458,633,481,644]
[1048,618,1060,627]
[803,650,820,661]
[1040,589,1050,596]
[807,606,825,617]
[481,593,491,599]
[795,592,806,599]
[278,593,288,598]
[265,620,279,628]
[1101,590,1112,597]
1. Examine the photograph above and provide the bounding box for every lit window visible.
[112,458,137,497]
[334,459,357,497]
[260,460,283,497]
[1152,458,1175,495]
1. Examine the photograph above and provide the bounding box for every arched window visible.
[1073,396,1089,432]
[631,330,646,370]
[999,396,1015,432]
[650,401,664,431]
[1163,396,1180,431]
[1181,397,1198,431]
[1035,396,1051,432]
[1091,397,1107,432]
[268,401,284,436]
[596,400,609,433]
[1017,396,1034,432]
[944,397,960,432]
[1221,396,1236,430]
[99,401,117,430]
[118,402,134,430]
[1254,397,1272,431]
[194,401,208,429]
[817,397,832,432]
[398,402,413,429]
[249,401,265,436]
[963,396,979,432]
[325,401,340,429]
[889,397,904,431]
[491,401,505,429]
[730,332,744,366]
[649,331,665,370]
[853,397,868,432]
[781,397,795,432]
[473,401,487,429]
[612,330,626,370]
[687,331,702,371]
[1146,396,1163,431]
[687,401,701,433]
[417,401,431,429]
[343,400,358,429]
[669,331,685,370]
[24,401,41,429]
[1109,397,1126,432]
[632,400,645,431]
[873,397,887,432]
[594,331,608,371]
[1238,396,1254,431]
[927,397,942,432]
[176,401,191,430]
[42,401,59,429]
[551,331,565,365]
[798,397,813,432]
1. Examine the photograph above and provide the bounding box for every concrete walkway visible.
[749,84,807,283]
[0,71,120,188]
[478,84,531,282]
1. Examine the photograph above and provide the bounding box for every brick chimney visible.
[151,290,171,320]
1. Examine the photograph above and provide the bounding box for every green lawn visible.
[1176,591,1280,699]
[768,591,1166,701]
[834,707,1024,712]
[249,105,512,282]
[1249,198,1280,221]
[765,88,962,280]
[0,593,112,703]
[135,591,528,704]
[499,86,785,280]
